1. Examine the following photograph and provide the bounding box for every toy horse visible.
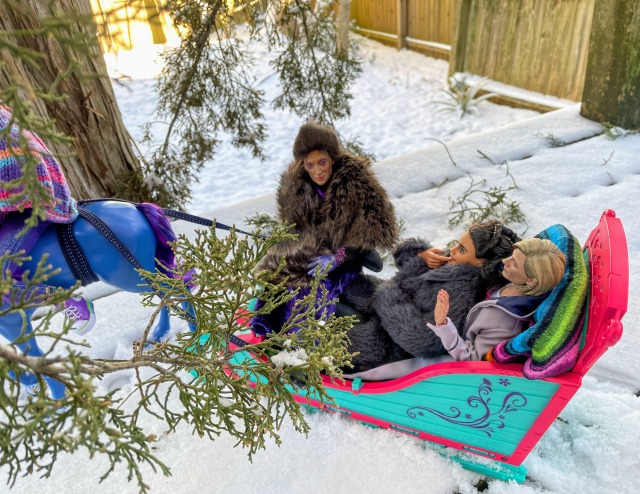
[0,199,189,399]
[1,104,196,398]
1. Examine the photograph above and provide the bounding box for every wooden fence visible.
[350,0,596,103]
[350,0,456,60]
[450,0,595,102]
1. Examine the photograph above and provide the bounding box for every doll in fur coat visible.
[343,221,520,370]
[251,122,398,336]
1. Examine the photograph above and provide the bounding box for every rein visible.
[77,198,263,238]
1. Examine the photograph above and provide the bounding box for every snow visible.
[4,34,640,494]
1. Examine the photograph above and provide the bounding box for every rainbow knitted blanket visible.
[488,224,588,379]
[0,104,77,224]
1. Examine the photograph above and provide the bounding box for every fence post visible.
[397,0,407,49]
[337,0,351,55]
[581,0,640,128]
[448,0,471,77]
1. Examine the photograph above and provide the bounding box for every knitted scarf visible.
[0,104,77,224]
[488,224,588,379]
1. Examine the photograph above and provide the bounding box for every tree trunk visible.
[0,0,141,200]
[581,0,640,129]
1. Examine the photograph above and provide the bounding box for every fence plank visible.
[450,0,471,73]
[545,0,578,96]
[455,0,594,100]
[398,0,407,49]
[530,0,560,94]
[494,0,519,83]
[562,0,595,100]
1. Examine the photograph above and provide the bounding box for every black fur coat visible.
[345,238,487,369]
[257,154,398,287]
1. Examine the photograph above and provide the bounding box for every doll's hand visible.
[418,248,450,268]
[307,248,347,276]
[434,289,450,326]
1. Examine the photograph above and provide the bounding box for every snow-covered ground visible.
[4,34,640,494]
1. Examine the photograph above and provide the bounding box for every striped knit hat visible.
[0,104,77,223]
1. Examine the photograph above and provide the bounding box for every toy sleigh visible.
[228,210,629,483]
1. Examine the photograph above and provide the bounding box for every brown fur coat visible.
[257,154,398,287]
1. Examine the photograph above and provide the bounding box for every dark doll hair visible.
[468,220,521,287]
[293,121,343,162]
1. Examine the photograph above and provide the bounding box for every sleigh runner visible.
[229,209,628,482]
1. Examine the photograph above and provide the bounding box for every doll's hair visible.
[468,220,520,287]
[512,238,566,296]
[292,121,342,162]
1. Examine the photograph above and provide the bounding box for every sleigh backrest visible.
[572,210,628,375]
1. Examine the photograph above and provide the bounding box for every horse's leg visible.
[149,300,196,341]
[151,306,171,342]
[0,305,66,398]
[0,307,39,388]
[183,301,196,332]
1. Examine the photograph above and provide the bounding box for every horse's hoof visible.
[23,383,41,396]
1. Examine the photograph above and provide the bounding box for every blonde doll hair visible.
[512,238,566,296]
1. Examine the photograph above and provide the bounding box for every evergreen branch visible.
[423,137,459,168]
[1,223,353,489]
[295,0,330,122]
[160,0,223,156]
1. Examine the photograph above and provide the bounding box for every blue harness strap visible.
[77,207,145,271]
[229,334,248,348]
[161,208,260,237]
[56,205,146,287]
[57,222,99,286]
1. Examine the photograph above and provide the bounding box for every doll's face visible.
[502,248,532,285]
[304,150,333,186]
[447,232,484,267]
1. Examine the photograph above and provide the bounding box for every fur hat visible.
[292,121,341,161]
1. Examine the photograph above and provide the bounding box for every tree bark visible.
[0,0,141,200]
[581,0,640,129]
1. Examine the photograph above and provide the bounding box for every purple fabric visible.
[0,211,50,278]
[136,202,177,277]
[306,247,347,275]
[313,185,326,199]
[251,269,359,336]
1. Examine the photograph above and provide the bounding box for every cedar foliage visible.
[0,224,354,491]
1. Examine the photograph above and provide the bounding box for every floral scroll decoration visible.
[406,378,527,437]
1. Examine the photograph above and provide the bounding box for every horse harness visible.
[57,199,260,287]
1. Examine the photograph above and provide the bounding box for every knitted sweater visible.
[489,224,588,378]
[427,287,546,361]
[0,104,77,224]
